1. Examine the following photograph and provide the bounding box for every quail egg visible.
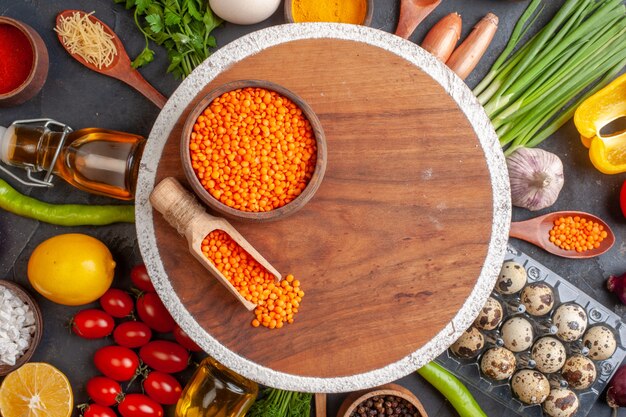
[480,347,516,381]
[450,326,484,359]
[543,388,579,417]
[495,261,527,295]
[474,297,503,331]
[561,354,596,390]
[553,303,588,342]
[501,317,534,352]
[520,283,555,316]
[531,337,566,374]
[511,369,551,405]
[583,325,617,360]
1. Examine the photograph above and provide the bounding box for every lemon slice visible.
[0,363,73,417]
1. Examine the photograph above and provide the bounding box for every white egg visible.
[209,0,281,25]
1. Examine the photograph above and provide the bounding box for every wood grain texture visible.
[153,39,494,378]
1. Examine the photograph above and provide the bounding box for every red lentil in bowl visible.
[181,80,326,222]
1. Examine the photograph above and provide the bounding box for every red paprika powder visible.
[0,24,34,94]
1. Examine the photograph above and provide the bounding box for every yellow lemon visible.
[28,233,115,305]
[0,362,73,417]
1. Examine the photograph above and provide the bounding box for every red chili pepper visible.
[0,24,33,94]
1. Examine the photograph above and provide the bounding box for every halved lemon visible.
[0,363,73,417]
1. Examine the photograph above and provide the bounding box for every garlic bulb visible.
[506,148,564,211]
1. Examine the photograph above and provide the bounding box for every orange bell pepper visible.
[574,73,626,174]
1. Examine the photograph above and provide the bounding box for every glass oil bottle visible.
[176,356,258,417]
[0,118,145,200]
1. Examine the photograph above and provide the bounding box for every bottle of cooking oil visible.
[0,119,145,200]
[176,356,258,417]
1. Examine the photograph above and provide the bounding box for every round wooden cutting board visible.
[136,24,510,392]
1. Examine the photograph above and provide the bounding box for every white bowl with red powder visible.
[0,17,49,107]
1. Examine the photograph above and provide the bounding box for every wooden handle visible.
[509,218,541,246]
[315,393,327,417]
[395,0,442,39]
[120,68,168,109]
[150,177,208,235]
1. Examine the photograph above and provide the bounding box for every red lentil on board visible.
[201,230,304,329]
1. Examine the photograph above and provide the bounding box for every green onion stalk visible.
[474,0,626,155]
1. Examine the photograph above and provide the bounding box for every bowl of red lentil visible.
[0,17,49,107]
[182,80,327,222]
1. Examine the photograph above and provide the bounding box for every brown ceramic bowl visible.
[337,383,429,417]
[0,17,49,107]
[0,280,43,376]
[284,0,374,26]
[181,80,327,223]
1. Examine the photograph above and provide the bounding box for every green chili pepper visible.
[417,362,487,417]
[0,179,135,226]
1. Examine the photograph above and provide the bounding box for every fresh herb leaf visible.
[171,32,191,47]
[186,0,203,21]
[145,13,163,33]
[166,50,183,73]
[131,46,155,68]
[207,35,217,48]
[164,8,181,26]
[134,0,152,14]
[146,3,163,17]
[116,0,222,79]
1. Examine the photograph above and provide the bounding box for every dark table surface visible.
[1,0,625,416]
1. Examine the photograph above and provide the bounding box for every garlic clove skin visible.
[506,147,564,211]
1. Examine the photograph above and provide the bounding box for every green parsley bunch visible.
[114,0,222,79]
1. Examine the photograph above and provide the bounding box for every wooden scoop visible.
[150,177,282,310]
[395,0,442,39]
[56,10,167,109]
[509,211,615,259]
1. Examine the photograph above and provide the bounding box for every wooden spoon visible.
[509,211,615,259]
[315,393,327,417]
[395,0,442,39]
[56,10,167,108]
[150,177,282,310]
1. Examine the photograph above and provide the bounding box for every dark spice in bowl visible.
[350,395,420,417]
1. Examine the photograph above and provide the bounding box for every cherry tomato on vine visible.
[136,293,176,333]
[86,376,122,406]
[83,404,118,417]
[130,264,155,293]
[139,340,189,373]
[114,321,152,348]
[71,309,114,339]
[118,394,163,417]
[94,345,140,381]
[173,325,202,352]
[144,371,183,405]
[100,288,134,318]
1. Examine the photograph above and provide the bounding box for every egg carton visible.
[436,244,626,417]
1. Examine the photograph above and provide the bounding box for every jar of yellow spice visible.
[285,0,373,26]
